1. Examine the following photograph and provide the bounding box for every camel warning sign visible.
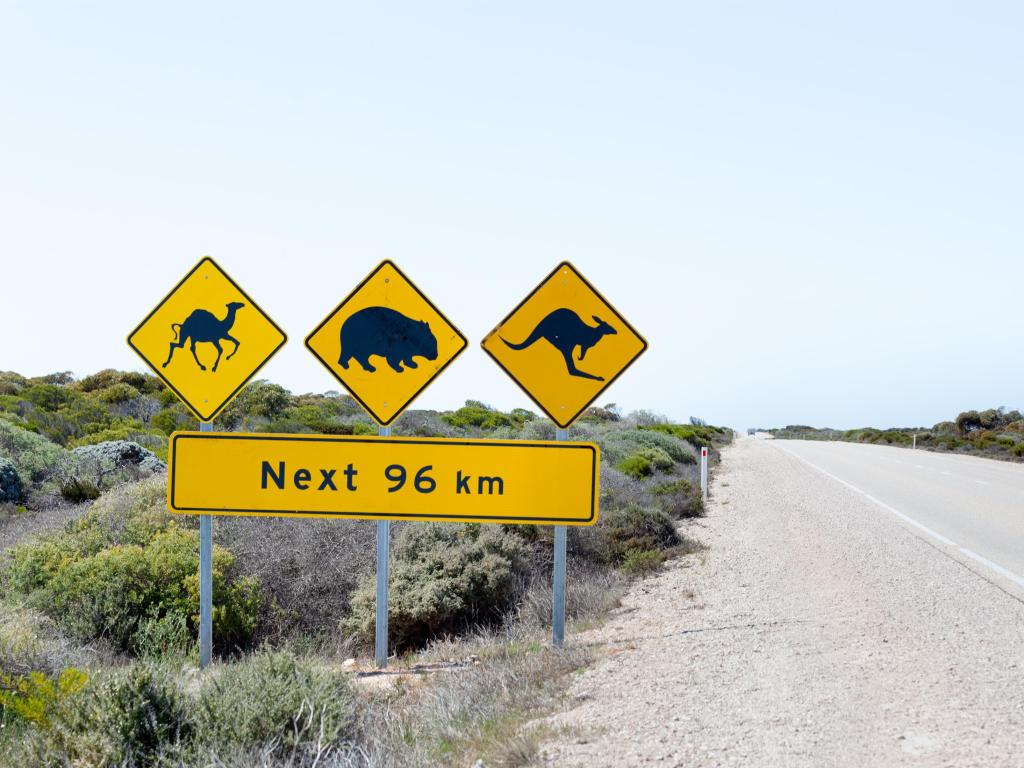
[305,261,467,426]
[127,257,287,422]
[168,432,599,524]
[482,262,647,428]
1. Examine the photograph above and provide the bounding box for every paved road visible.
[539,438,1024,767]
[774,439,1024,593]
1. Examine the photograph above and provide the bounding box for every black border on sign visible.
[481,261,649,428]
[303,260,468,426]
[126,257,288,423]
[168,432,597,523]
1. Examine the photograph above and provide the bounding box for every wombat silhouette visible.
[163,302,244,373]
[338,306,438,374]
[502,308,616,381]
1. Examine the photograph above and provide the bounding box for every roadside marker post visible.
[913,434,917,450]
[482,263,646,648]
[127,257,286,670]
[700,447,709,502]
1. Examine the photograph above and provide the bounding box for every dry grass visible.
[355,633,592,767]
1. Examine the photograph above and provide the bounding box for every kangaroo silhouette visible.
[502,308,616,381]
[338,306,438,374]
[163,302,244,373]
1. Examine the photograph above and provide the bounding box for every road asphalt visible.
[775,439,1024,593]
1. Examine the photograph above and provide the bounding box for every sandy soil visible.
[537,437,1024,767]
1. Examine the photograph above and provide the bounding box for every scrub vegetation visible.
[770,407,1024,461]
[0,369,731,767]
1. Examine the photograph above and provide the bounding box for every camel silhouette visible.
[502,308,616,381]
[163,302,244,373]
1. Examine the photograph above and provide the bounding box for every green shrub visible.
[620,548,665,576]
[0,667,88,729]
[651,478,704,518]
[603,429,695,465]
[352,421,377,435]
[40,529,259,653]
[442,401,531,431]
[32,663,191,766]
[195,649,355,756]
[4,480,261,655]
[94,383,139,405]
[601,504,680,564]
[59,477,100,503]
[151,406,196,435]
[617,453,653,479]
[0,458,23,502]
[638,446,674,471]
[0,420,67,487]
[345,523,528,650]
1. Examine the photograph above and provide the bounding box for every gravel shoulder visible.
[537,437,1024,767]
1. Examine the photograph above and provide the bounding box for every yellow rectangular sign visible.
[168,432,599,525]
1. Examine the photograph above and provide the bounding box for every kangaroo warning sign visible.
[305,261,467,426]
[482,262,647,428]
[168,432,599,524]
[127,257,287,422]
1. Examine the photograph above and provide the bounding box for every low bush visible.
[651,478,704,518]
[441,401,533,432]
[3,479,261,655]
[20,663,192,767]
[0,667,88,728]
[620,548,665,577]
[59,477,100,503]
[602,428,696,465]
[0,420,67,488]
[7,651,356,768]
[0,458,22,502]
[600,504,680,565]
[345,523,529,651]
[617,453,653,479]
[644,423,724,449]
[194,649,356,757]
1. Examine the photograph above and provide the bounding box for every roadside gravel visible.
[537,437,1024,767]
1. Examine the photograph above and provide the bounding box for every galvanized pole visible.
[375,424,391,668]
[199,420,213,669]
[552,427,568,648]
[700,446,709,502]
[913,434,917,450]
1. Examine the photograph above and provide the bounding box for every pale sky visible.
[2,2,1021,430]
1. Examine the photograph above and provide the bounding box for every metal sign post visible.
[552,427,569,648]
[700,446,709,502]
[198,420,213,668]
[375,425,391,669]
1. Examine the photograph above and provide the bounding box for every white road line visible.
[778,447,1024,590]
[974,480,990,486]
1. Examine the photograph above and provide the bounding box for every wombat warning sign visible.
[482,262,647,428]
[305,261,467,426]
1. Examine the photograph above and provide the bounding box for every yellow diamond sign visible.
[305,261,467,426]
[482,262,647,428]
[127,257,287,422]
